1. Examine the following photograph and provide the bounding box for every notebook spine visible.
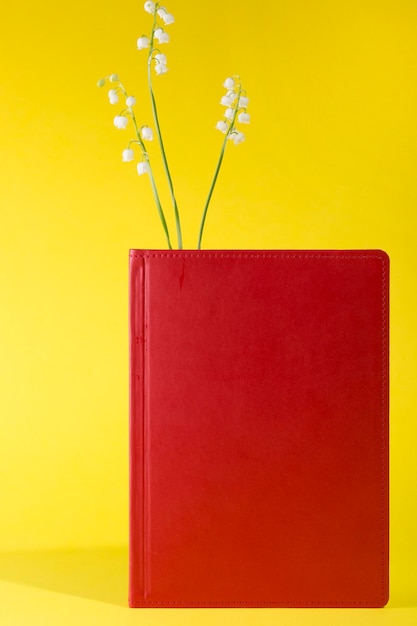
[129,252,146,604]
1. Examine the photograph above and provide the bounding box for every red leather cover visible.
[129,250,389,608]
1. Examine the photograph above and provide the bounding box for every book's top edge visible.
[129,249,389,261]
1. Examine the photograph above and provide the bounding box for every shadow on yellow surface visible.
[0,547,128,607]
[0,547,416,610]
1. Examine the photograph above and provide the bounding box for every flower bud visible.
[122,148,135,162]
[126,96,136,107]
[97,78,106,88]
[109,74,119,82]
[144,1,155,14]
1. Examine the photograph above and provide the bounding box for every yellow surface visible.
[0,552,417,625]
[0,0,416,622]
[1,551,417,626]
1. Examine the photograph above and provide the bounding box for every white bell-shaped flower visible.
[144,1,155,14]
[162,12,174,24]
[137,162,150,176]
[224,107,234,120]
[157,7,174,23]
[141,126,154,141]
[155,63,168,75]
[230,131,245,145]
[137,36,149,50]
[154,28,169,43]
[220,94,234,107]
[239,96,249,108]
[160,32,170,43]
[216,120,228,133]
[114,115,128,129]
[154,53,167,64]
[126,96,136,107]
[122,148,135,162]
[238,112,250,124]
[108,89,119,104]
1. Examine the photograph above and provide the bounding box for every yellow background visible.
[1,0,416,623]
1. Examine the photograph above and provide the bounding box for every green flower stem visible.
[197,135,228,250]
[147,62,182,249]
[148,14,183,249]
[197,86,242,250]
[147,167,173,250]
[130,110,173,250]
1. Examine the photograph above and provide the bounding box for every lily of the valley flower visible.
[229,130,245,145]
[154,52,168,74]
[114,115,128,129]
[155,63,168,75]
[108,89,119,104]
[223,77,235,90]
[238,112,250,124]
[141,126,154,141]
[109,74,119,82]
[157,8,175,24]
[163,12,175,24]
[224,107,234,121]
[137,161,150,175]
[154,28,169,44]
[144,1,155,14]
[154,53,167,64]
[137,36,149,50]
[220,94,234,107]
[122,148,135,162]
[216,120,228,133]
[126,96,136,107]
[239,96,249,108]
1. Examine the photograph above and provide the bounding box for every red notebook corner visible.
[129,250,389,608]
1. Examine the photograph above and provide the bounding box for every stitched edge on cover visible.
[131,251,385,260]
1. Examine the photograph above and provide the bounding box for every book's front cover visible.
[129,250,389,608]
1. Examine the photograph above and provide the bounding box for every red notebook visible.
[129,250,389,608]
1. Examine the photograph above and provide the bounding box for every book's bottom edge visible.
[128,598,389,609]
